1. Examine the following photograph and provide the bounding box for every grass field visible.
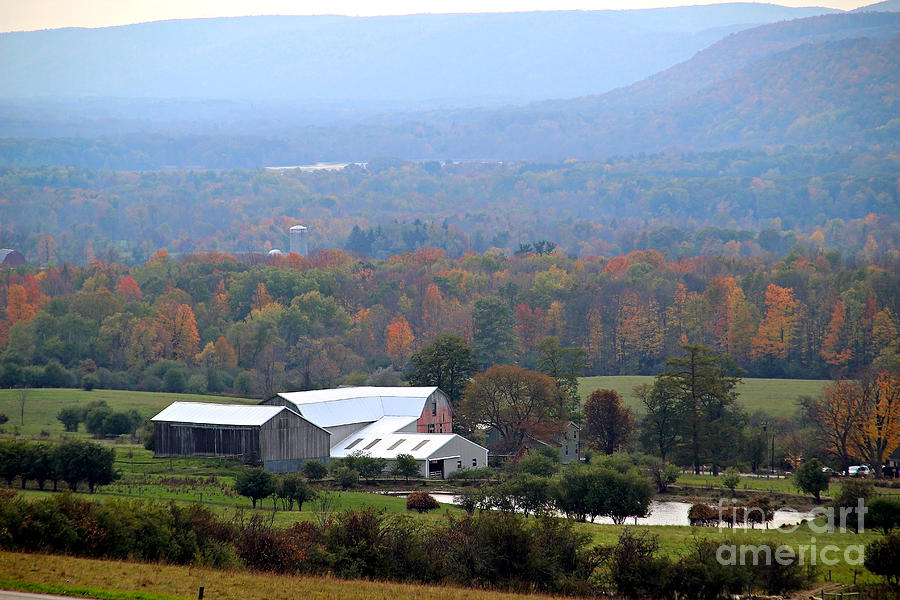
[0,377,829,439]
[579,376,829,418]
[0,388,254,437]
[0,551,563,600]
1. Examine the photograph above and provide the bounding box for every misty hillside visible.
[1,11,898,168]
[556,11,900,115]
[0,4,837,105]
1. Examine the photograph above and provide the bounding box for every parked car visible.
[846,465,870,478]
[822,466,835,476]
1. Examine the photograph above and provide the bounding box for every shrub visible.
[868,497,900,534]
[330,464,359,489]
[186,373,207,394]
[163,368,187,393]
[604,528,668,599]
[517,450,559,477]
[406,491,440,513]
[81,374,99,391]
[722,467,741,494]
[56,406,82,432]
[650,461,680,493]
[301,460,328,480]
[233,467,276,509]
[793,458,829,503]
[688,503,718,527]
[865,532,900,587]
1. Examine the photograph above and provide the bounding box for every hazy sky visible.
[1,0,876,33]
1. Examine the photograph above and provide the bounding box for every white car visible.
[846,465,870,478]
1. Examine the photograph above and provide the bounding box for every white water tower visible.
[289,225,308,256]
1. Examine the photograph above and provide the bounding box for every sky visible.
[0,0,876,33]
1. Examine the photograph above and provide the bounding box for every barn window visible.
[457,460,462,469]
[432,401,436,416]
[427,423,435,433]
[412,440,429,451]
[363,438,382,450]
[345,438,365,450]
[387,439,406,450]
[472,458,478,467]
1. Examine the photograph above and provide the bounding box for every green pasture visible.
[579,520,880,584]
[579,376,829,418]
[0,388,254,437]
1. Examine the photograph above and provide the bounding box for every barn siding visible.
[154,422,261,461]
[259,411,331,463]
[417,390,453,434]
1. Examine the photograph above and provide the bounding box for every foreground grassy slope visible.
[579,376,829,418]
[0,550,560,600]
[0,389,255,437]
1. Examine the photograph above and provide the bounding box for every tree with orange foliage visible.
[751,284,802,363]
[5,285,38,325]
[420,283,445,338]
[852,370,900,479]
[116,276,143,302]
[250,282,274,312]
[155,301,200,364]
[213,335,238,368]
[809,379,867,475]
[458,365,567,453]
[821,300,853,372]
[385,316,415,368]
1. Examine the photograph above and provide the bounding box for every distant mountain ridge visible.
[0,4,839,104]
[555,11,900,115]
[1,11,898,168]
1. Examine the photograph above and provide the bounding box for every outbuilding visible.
[0,249,25,267]
[151,402,330,472]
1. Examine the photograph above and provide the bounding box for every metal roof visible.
[279,386,437,404]
[277,386,438,428]
[351,415,420,436]
[151,402,290,427]
[331,432,459,461]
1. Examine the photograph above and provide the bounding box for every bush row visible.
[0,439,117,492]
[0,490,823,598]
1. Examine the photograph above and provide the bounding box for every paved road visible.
[0,592,97,600]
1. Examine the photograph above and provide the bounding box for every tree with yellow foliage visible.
[852,370,900,479]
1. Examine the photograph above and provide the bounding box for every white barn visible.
[263,386,487,478]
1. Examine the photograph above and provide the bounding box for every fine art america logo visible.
[715,499,867,567]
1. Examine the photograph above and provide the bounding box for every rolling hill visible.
[0,4,838,105]
[1,11,898,167]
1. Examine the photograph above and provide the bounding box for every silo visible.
[289,225,308,256]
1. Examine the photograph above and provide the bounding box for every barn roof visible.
[276,386,438,428]
[151,402,292,427]
[331,432,460,461]
[0,249,25,266]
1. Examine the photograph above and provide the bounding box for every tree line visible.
[0,439,117,492]
[2,239,898,402]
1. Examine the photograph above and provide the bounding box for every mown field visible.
[0,388,253,437]
[579,376,829,418]
[0,376,829,440]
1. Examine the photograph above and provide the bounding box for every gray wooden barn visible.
[151,402,330,472]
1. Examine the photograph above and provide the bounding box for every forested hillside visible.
[2,239,898,401]
[2,147,898,263]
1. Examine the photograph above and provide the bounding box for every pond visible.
[416,494,818,528]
